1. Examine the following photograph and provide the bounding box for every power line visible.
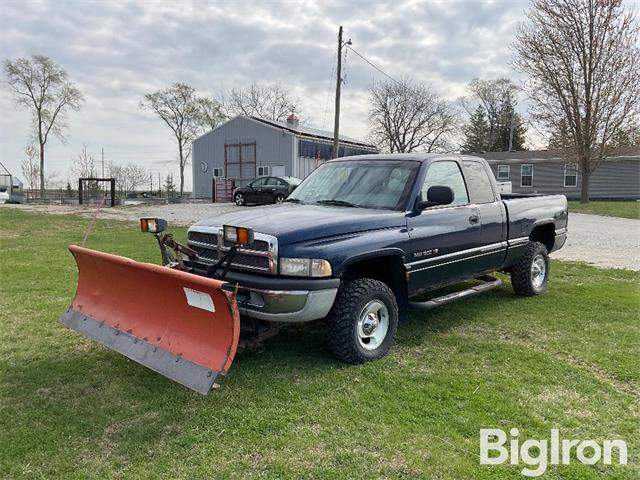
[321,47,338,130]
[346,45,416,93]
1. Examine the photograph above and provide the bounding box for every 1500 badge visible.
[413,248,439,259]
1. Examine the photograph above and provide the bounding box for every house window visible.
[257,166,270,176]
[212,167,223,177]
[564,164,578,187]
[497,165,510,180]
[521,164,533,187]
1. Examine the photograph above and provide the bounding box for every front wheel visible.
[511,241,550,296]
[234,193,246,206]
[326,278,398,364]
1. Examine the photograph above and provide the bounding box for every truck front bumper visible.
[187,266,340,323]
[236,287,338,323]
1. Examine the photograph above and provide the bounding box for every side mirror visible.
[415,186,455,212]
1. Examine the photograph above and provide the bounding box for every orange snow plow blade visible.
[60,245,240,394]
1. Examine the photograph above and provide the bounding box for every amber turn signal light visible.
[223,225,254,246]
[140,218,168,233]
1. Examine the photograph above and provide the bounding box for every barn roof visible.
[193,115,377,150]
[250,116,377,149]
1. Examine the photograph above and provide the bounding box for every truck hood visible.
[192,203,407,245]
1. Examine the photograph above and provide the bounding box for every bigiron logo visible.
[479,428,628,477]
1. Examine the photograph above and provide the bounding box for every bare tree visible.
[21,145,40,190]
[70,145,100,196]
[196,97,227,130]
[224,82,301,122]
[124,163,148,193]
[513,0,640,203]
[107,162,147,196]
[70,144,97,180]
[140,83,211,196]
[3,55,83,198]
[369,78,458,153]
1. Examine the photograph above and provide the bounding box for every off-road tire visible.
[511,241,550,296]
[326,278,398,364]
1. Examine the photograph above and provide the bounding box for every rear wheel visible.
[275,193,285,204]
[326,278,398,364]
[234,193,246,206]
[511,241,550,296]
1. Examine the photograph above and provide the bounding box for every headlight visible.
[279,258,332,277]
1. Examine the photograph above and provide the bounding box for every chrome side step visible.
[409,275,502,311]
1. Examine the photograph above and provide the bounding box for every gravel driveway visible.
[550,212,640,271]
[5,202,241,225]
[5,204,640,271]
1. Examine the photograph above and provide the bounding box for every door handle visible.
[469,215,480,225]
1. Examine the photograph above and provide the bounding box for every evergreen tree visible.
[163,174,177,198]
[494,97,527,151]
[548,119,573,150]
[65,181,74,198]
[461,105,489,153]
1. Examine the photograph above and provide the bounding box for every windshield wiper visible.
[315,199,358,208]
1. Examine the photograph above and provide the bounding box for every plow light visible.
[223,225,254,246]
[140,218,168,233]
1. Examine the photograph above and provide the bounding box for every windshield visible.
[287,160,419,210]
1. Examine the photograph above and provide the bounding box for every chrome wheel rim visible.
[356,300,389,350]
[235,194,244,205]
[531,254,546,289]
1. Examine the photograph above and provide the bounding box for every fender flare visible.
[335,248,407,276]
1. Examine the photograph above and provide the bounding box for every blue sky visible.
[1,0,633,189]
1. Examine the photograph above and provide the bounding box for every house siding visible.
[487,157,640,199]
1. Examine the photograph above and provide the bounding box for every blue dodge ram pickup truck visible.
[184,153,568,363]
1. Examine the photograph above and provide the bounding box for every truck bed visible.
[500,193,568,267]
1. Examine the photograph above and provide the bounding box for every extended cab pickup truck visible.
[184,154,568,363]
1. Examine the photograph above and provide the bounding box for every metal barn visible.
[480,151,640,200]
[192,115,378,199]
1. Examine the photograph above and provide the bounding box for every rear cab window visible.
[462,160,497,204]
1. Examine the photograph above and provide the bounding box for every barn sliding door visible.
[224,142,256,187]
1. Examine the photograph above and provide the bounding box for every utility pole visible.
[332,26,351,159]
[508,115,514,152]
[101,147,106,199]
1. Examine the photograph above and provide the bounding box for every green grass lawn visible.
[1,208,638,479]
[568,200,640,219]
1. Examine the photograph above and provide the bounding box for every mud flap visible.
[60,245,240,394]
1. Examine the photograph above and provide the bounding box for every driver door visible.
[248,177,268,203]
[406,159,481,293]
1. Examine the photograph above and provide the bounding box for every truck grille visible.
[187,228,277,274]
